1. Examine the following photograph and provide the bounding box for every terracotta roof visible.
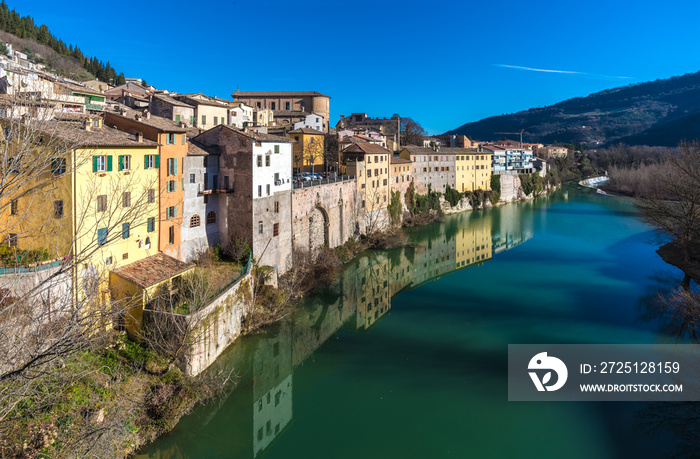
[187,139,216,156]
[400,145,437,156]
[57,81,102,96]
[339,136,368,144]
[40,119,159,147]
[152,93,194,108]
[342,143,391,155]
[232,90,330,98]
[439,147,491,155]
[104,109,188,133]
[289,128,324,135]
[391,156,412,164]
[271,110,307,117]
[112,253,195,289]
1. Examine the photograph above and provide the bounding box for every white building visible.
[180,140,221,262]
[229,101,253,129]
[293,112,324,132]
[484,146,534,174]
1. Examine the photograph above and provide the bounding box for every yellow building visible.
[343,143,391,214]
[290,128,325,174]
[453,149,493,192]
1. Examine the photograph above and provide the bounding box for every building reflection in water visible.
[139,204,534,459]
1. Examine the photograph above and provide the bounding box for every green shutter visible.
[147,217,154,232]
[106,155,113,171]
[182,178,185,190]
[92,156,98,172]
[175,115,181,122]
[155,155,160,168]
[144,155,148,169]
[118,155,123,171]
[97,228,107,245]
[122,223,129,239]
[174,158,178,175]
[174,205,177,218]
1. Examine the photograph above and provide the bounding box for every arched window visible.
[190,214,201,227]
[206,211,216,224]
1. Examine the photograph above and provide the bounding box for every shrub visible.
[444,185,462,207]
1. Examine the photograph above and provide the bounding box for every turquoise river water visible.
[139,186,696,459]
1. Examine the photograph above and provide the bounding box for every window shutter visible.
[174,205,177,217]
[92,156,97,172]
[155,155,160,168]
[97,228,107,245]
[174,158,178,175]
[118,155,123,171]
[144,155,148,169]
[122,223,129,239]
[106,155,113,171]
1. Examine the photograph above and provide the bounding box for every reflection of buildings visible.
[141,203,538,459]
[456,213,492,269]
[353,256,391,331]
[491,202,534,254]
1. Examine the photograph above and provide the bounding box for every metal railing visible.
[293,174,356,189]
[0,259,63,275]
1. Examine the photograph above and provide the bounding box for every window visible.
[206,211,216,224]
[203,194,208,204]
[285,102,290,110]
[169,226,174,245]
[294,136,299,142]
[51,157,66,175]
[97,228,107,246]
[213,116,218,125]
[148,189,155,203]
[201,115,206,125]
[274,145,279,154]
[182,135,186,145]
[167,180,176,192]
[122,223,130,239]
[145,236,151,248]
[274,172,279,184]
[94,155,106,172]
[265,155,270,167]
[190,115,195,125]
[166,133,176,145]
[145,154,154,169]
[166,206,177,219]
[147,217,155,232]
[118,155,131,171]
[97,195,107,212]
[310,137,315,144]
[54,200,63,218]
[258,185,262,197]
[273,222,279,237]
[383,178,387,186]
[374,155,378,163]
[167,158,178,176]
[274,201,279,213]
[266,184,270,195]
[190,214,200,227]
[122,192,131,208]
[10,199,16,215]
[189,174,195,183]
[257,102,261,108]
[175,114,181,122]
[270,102,275,110]
[257,155,262,167]
[258,221,263,234]
[122,253,128,260]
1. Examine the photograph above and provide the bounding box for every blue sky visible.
[16,0,700,134]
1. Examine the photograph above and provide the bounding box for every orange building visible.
[104,109,187,259]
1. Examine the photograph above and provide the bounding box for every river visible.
[139,186,693,459]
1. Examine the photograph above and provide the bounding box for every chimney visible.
[179,121,186,128]
[135,113,142,121]
[84,120,91,131]
[135,132,143,143]
[144,110,150,119]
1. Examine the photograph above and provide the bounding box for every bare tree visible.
[400,117,427,147]
[636,142,700,264]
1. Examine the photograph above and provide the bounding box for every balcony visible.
[293,174,356,189]
[197,183,234,194]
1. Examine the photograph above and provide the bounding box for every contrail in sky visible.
[494,64,632,80]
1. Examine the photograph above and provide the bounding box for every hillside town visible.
[0,42,568,375]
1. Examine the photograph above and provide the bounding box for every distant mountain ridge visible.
[444,71,700,147]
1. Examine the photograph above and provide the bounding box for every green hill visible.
[445,71,700,147]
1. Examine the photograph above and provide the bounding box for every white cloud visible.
[494,64,632,80]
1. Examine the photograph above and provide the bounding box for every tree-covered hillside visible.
[0,1,125,84]
[445,71,700,147]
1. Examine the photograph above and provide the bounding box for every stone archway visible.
[308,205,329,250]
